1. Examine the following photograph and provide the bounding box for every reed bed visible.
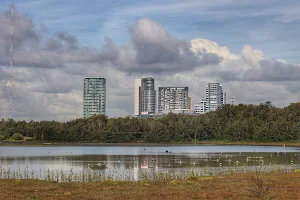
[0,164,299,182]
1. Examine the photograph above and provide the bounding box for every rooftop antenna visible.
[9,0,15,119]
[230,96,234,105]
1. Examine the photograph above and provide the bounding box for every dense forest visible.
[1,102,300,143]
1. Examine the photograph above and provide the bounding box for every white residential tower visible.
[158,87,189,114]
[194,83,226,114]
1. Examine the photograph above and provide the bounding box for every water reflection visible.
[0,145,300,180]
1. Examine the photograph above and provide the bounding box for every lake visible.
[0,144,300,181]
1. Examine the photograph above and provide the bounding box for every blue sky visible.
[1,0,300,64]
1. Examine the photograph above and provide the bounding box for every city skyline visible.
[85,77,228,117]
[81,75,223,118]
[1,0,300,121]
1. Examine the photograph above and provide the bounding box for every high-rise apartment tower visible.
[194,83,226,114]
[141,77,156,114]
[134,77,156,116]
[158,87,189,114]
[83,78,106,119]
[205,83,226,112]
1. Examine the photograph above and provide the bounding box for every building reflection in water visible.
[0,151,300,180]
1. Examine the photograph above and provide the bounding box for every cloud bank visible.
[0,11,300,121]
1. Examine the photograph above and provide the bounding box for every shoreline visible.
[1,140,300,147]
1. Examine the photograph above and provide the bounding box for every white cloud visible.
[190,38,235,60]
[241,45,264,66]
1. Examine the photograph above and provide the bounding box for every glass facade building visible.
[83,78,106,119]
[141,77,156,114]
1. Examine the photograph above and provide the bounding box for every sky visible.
[0,0,300,121]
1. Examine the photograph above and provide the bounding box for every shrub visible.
[0,134,6,141]
[11,133,24,140]
[248,171,274,200]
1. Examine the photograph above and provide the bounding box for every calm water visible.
[0,145,300,180]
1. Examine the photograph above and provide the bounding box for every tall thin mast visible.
[9,0,14,119]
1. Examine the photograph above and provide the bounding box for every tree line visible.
[1,101,300,143]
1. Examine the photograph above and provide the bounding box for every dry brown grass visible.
[1,172,300,200]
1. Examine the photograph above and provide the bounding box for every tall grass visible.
[0,164,299,183]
